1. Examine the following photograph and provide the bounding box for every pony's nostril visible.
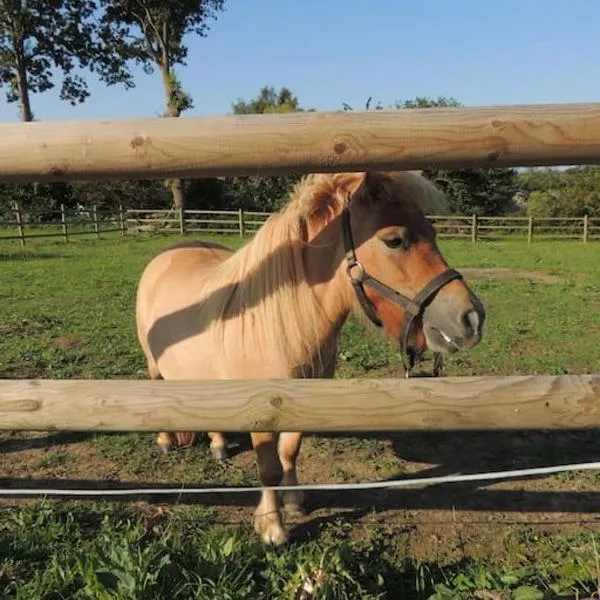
[461,308,480,337]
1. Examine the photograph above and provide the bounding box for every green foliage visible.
[2,502,600,599]
[0,0,99,120]
[0,179,174,218]
[232,85,301,114]
[95,0,225,113]
[518,166,600,217]
[423,166,518,216]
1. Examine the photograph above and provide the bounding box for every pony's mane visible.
[201,171,449,376]
[283,170,450,222]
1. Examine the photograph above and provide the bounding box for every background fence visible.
[1,203,599,245]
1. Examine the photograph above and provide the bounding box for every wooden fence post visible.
[13,201,25,248]
[119,204,126,236]
[471,214,478,242]
[527,215,533,244]
[179,207,185,234]
[92,204,100,239]
[60,203,68,243]
[583,214,589,243]
[239,208,245,237]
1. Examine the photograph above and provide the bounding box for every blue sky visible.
[2,0,600,122]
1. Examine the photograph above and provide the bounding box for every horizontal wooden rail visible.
[3,103,600,182]
[1,375,599,433]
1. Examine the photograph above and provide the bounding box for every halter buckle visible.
[347,260,366,284]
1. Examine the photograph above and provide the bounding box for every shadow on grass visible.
[0,251,67,261]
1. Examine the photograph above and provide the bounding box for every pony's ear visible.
[354,171,387,204]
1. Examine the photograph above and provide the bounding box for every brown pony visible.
[135,171,485,545]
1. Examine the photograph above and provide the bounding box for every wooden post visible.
[179,207,185,234]
[583,214,589,243]
[60,203,68,242]
[527,215,533,244]
[119,204,126,236]
[92,204,100,239]
[471,214,478,242]
[239,208,245,237]
[13,201,25,248]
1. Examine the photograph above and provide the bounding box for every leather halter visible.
[342,207,463,376]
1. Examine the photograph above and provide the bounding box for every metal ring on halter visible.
[346,260,366,284]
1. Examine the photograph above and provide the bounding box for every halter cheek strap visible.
[342,208,463,376]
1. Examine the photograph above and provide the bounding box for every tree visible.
[518,166,600,217]
[0,0,99,122]
[232,85,301,115]
[96,0,226,209]
[222,86,306,212]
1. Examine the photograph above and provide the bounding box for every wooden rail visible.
[1,375,599,433]
[3,103,600,182]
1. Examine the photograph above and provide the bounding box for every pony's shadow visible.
[0,251,67,262]
[0,431,93,454]
[299,426,600,521]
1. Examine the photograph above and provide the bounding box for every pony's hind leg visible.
[143,357,174,454]
[142,358,198,452]
[251,432,287,545]
[278,431,305,516]
[208,432,228,460]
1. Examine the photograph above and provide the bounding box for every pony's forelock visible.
[285,171,450,226]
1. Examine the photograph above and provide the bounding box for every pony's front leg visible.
[278,431,305,516]
[208,432,228,460]
[251,432,287,545]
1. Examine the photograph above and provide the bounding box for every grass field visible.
[1,233,600,599]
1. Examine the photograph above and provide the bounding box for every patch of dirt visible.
[2,425,600,561]
[460,267,565,284]
[50,335,83,351]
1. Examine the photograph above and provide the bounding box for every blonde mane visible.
[198,171,449,376]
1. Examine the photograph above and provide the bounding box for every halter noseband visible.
[342,207,463,376]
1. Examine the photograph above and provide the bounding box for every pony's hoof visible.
[158,442,171,455]
[210,446,228,461]
[283,502,306,518]
[254,515,288,546]
[282,489,306,517]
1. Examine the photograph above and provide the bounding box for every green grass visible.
[1,503,600,599]
[1,233,600,598]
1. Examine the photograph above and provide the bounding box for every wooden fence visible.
[1,375,599,433]
[2,204,599,245]
[1,103,600,436]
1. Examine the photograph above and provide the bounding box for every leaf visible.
[221,535,235,558]
[512,585,544,600]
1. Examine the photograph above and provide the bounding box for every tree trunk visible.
[15,39,33,122]
[160,66,185,209]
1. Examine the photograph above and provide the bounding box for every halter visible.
[342,207,463,376]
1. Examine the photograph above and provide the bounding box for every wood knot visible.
[0,398,41,412]
[130,136,146,149]
[334,142,348,154]
[270,396,283,409]
[48,166,65,177]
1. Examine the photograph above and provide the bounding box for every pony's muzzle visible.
[422,291,486,353]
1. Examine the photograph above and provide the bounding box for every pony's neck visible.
[220,209,351,378]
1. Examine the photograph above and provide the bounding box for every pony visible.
[135,171,486,545]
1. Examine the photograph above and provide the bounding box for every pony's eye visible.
[383,236,407,250]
